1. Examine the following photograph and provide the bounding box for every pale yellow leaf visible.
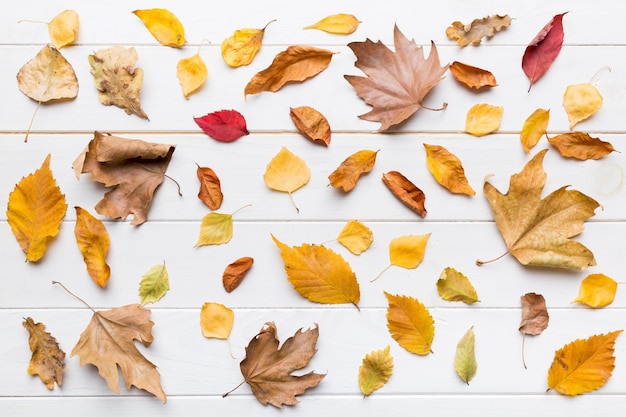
[304,13,360,34]
[436,267,479,304]
[520,108,550,153]
[466,103,503,136]
[337,220,373,255]
[138,262,170,306]
[389,234,430,269]
[573,274,617,308]
[17,44,78,103]
[48,9,79,48]
[385,292,434,355]
[177,53,207,98]
[454,326,477,384]
[199,302,234,339]
[195,212,233,246]
[358,346,393,396]
[563,83,603,129]
[133,8,186,47]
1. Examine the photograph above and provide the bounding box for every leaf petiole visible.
[475,250,509,266]
[370,264,392,282]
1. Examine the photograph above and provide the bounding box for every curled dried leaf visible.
[17,44,78,103]
[328,149,378,192]
[519,293,549,336]
[23,317,66,389]
[222,257,254,292]
[548,132,616,160]
[196,164,223,210]
[449,61,497,89]
[289,106,331,146]
[520,108,550,153]
[74,206,110,288]
[177,53,207,98]
[304,13,360,34]
[382,171,426,217]
[446,14,511,46]
[424,143,475,195]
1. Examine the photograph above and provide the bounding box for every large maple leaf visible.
[344,24,448,131]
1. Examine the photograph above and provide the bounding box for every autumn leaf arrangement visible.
[10,6,623,407]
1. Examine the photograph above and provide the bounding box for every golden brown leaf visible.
[264,147,310,212]
[520,108,550,153]
[7,154,67,262]
[449,61,497,89]
[358,346,393,396]
[17,44,78,103]
[303,13,360,34]
[23,317,66,390]
[436,267,479,304]
[289,106,331,146]
[177,53,207,98]
[200,302,234,339]
[133,8,186,48]
[196,164,223,210]
[337,220,373,255]
[222,256,254,292]
[446,14,512,46]
[138,262,169,306]
[454,326,477,384]
[48,9,79,48]
[563,83,603,129]
[382,171,427,217]
[221,20,275,67]
[74,206,110,288]
[548,330,622,395]
[548,132,616,160]
[465,103,503,136]
[385,292,434,355]
[573,274,617,308]
[424,143,475,195]
[328,149,378,192]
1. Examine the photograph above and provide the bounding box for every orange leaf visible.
[222,257,254,292]
[385,292,434,355]
[449,61,497,89]
[520,108,550,153]
[424,143,475,195]
[196,164,223,210]
[289,106,331,146]
[548,132,617,160]
[74,206,111,288]
[382,171,427,217]
[328,149,378,192]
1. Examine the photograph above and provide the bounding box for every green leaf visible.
[454,326,477,384]
[138,261,170,305]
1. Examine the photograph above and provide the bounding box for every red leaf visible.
[194,110,249,142]
[522,12,567,91]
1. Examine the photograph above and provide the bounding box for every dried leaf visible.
[23,317,66,389]
[72,132,175,226]
[222,257,254,292]
[7,154,67,262]
[389,234,430,269]
[523,13,567,91]
[138,262,169,306]
[465,103,503,136]
[289,106,331,146]
[328,149,378,192]
[194,110,249,142]
[358,346,393,396]
[221,20,275,67]
[519,293,549,336]
[74,206,110,288]
[424,143,475,195]
[563,83,603,129]
[17,44,78,102]
[480,149,599,269]
[345,25,448,131]
[196,164,223,210]
[449,61,497,89]
[436,267,479,304]
[133,8,186,47]
[548,132,616,160]
[244,45,334,96]
[382,171,427,217]
[446,14,511,46]
[303,13,360,34]
[200,302,234,339]
[195,212,234,246]
[573,274,617,308]
[547,330,622,396]
[272,235,360,308]
[385,292,434,355]
[455,327,477,385]
[264,147,310,212]
[48,9,79,48]
[177,53,207,98]
[520,108,550,153]
[337,220,373,255]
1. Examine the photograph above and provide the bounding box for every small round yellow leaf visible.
[200,302,234,339]
[573,273,617,308]
[48,9,79,48]
[465,103,503,137]
[177,53,207,98]
[563,83,603,129]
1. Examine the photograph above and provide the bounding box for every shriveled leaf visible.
[177,53,207,98]
[436,267,479,304]
[465,103,503,136]
[446,14,511,46]
[196,164,223,210]
[72,304,166,402]
[222,257,254,292]
[385,292,434,355]
[289,106,331,146]
[195,212,233,246]
[200,302,234,339]
[138,262,169,306]
[48,9,79,48]
[548,132,616,160]
[194,109,249,142]
[449,61,497,89]
[272,235,360,308]
[480,149,599,269]
[390,234,430,269]
[328,149,378,192]
[563,83,603,129]
[345,25,448,131]
[573,274,617,308]
[221,20,275,67]
[455,326,477,384]
[74,206,110,288]
[358,346,393,396]
[7,154,67,262]
[244,45,334,96]
[547,330,622,396]
[521,108,550,153]
[520,292,549,336]
[89,45,148,119]
[133,8,186,48]
[17,44,78,102]
[424,143,475,195]
[304,13,360,34]
[523,13,567,91]
[382,171,427,217]
[23,317,66,389]
[337,220,373,255]
[264,147,310,212]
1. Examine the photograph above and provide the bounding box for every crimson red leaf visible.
[194,110,249,142]
[522,12,567,91]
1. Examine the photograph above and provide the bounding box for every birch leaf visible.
[138,262,169,306]
[17,44,78,103]
[563,83,603,129]
[133,8,186,48]
[446,15,512,46]
[436,267,479,304]
[264,147,310,212]
[23,317,66,390]
[304,14,360,34]
[390,234,430,269]
[521,108,550,153]
[48,9,79,48]
[74,206,110,288]
[200,302,234,339]
[454,326,477,384]
[328,149,378,192]
[221,20,275,67]
[337,220,373,255]
[466,103,503,136]
[548,132,616,161]
[424,143,475,195]
[573,274,617,308]
[177,53,207,98]
[385,292,434,355]
[358,346,393,396]
[195,212,233,246]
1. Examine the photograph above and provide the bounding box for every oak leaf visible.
[548,132,616,160]
[328,149,378,192]
[465,103,503,136]
[138,262,169,306]
[337,219,373,255]
[289,106,331,146]
[222,257,254,292]
[200,302,234,339]
[23,317,66,389]
[72,132,175,226]
[382,171,426,217]
[449,61,497,89]
[454,326,477,384]
[221,20,275,67]
[519,292,549,368]
[385,292,434,355]
[446,14,511,46]
[194,110,249,142]
[563,83,603,129]
[7,154,67,262]
[264,147,310,212]
[74,206,110,288]
[48,9,79,48]
[424,143,475,195]
[358,346,393,396]
[479,149,599,269]
[88,45,148,119]
[521,108,550,153]
[303,14,360,34]
[523,13,567,91]
[547,330,622,396]
[196,164,223,210]
[436,267,479,304]
[133,8,186,47]
[177,53,207,98]
[345,25,448,131]
[573,274,617,308]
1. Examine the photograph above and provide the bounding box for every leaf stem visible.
[24,101,41,143]
[589,66,612,84]
[222,379,246,398]
[421,102,448,112]
[522,333,528,369]
[475,250,509,266]
[231,204,252,217]
[52,281,97,314]
[164,174,183,196]
[262,19,277,31]
[17,19,47,25]
[196,39,211,55]
[370,264,392,283]
[288,191,300,213]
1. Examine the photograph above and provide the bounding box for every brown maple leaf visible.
[344,24,448,131]
[224,322,325,408]
[73,131,175,225]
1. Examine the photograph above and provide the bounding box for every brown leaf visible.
[446,14,512,46]
[548,132,617,160]
[196,164,223,210]
[382,171,426,217]
[328,149,378,192]
[449,61,497,89]
[23,317,66,390]
[289,106,331,146]
[520,293,549,336]
[223,257,254,292]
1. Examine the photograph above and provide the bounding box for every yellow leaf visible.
[74,207,111,288]
[199,302,234,339]
[132,8,186,48]
[337,220,373,255]
[272,235,360,308]
[520,108,550,153]
[221,20,275,67]
[573,274,617,308]
[385,292,434,355]
[7,154,67,262]
[548,132,616,161]
[563,83,603,129]
[48,9,79,48]
[548,330,622,395]
[195,212,233,246]
[424,143,475,195]
[23,317,66,389]
[17,44,78,103]
[390,234,430,269]
[304,13,360,34]
[358,346,393,396]
[436,267,479,304]
[328,149,378,192]
[138,262,170,306]
[454,326,477,384]
[465,103,503,136]
[264,147,310,212]
[177,53,207,98]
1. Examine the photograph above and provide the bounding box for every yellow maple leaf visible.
[358,345,394,396]
[520,108,550,153]
[465,103,503,136]
[423,143,475,195]
[23,317,66,389]
[454,326,477,384]
[177,52,207,98]
[328,149,378,192]
[436,267,479,304]
[385,292,434,355]
[337,219,373,255]
[572,274,617,308]
[74,207,110,288]
[199,302,234,339]
[304,13,361,34]
[132,8,186,48]
[563,83,603,129]
[7,154,67,262]
[264,147,310,212]
[48,9,79,48]
[221,20,275,67]
[138,262,169,306]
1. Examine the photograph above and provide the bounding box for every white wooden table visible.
[2,1,625,415]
